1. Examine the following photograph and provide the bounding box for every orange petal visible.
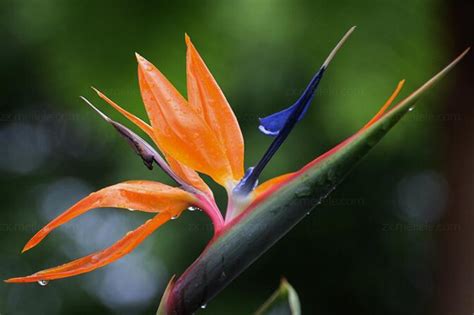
[22,181,195,252]
[93,88,212,193]
[362,80,405,130]
[186,35,244,180]
[6,213,171,283]
[136,53,233,187]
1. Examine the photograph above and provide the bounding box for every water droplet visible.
[38,280,49,286]
[127,208,135,211]
[187,206,200,212]
[408,107,414,112]
[200,304,207,309]
[171,215,178,220]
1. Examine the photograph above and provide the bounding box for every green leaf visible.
[255,279,301,315]
[156,276,175,315]
[164,49,469,315]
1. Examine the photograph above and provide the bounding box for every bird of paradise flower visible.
[5,26,468,296]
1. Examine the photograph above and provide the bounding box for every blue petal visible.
[233,27,356,196]
[258,102,308,136]
[258,67,324,137]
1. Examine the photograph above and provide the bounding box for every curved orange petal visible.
[136,53,233,187]
[22,181,195,252]
[93,89,212,194]
[186,35,244,180]
[361,80,405,130]
[6,213,171,283]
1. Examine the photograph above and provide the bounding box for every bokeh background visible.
[1,0,472,314]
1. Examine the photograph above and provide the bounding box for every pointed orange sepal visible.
[186,34,244,180]
[136,53,233,187]
[6,213,171,283]
[22,181,195,253]
[362,80,405,130]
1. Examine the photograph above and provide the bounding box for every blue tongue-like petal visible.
[233,26,356,196]
[258,67,325,137]
[259,103,304,136]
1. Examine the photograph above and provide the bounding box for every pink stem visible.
[195,194,224,232]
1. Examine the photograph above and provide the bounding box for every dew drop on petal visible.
[187,206,201,212]
[38,280,49,286]
[171,215,179,220]
[408,107,415,112]
[200,304,207,309]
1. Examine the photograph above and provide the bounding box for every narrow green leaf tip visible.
[156,275,176,315]
[255,278,301,315]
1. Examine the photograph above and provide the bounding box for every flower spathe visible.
[8,27,459,284]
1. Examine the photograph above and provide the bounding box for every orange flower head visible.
[8,28,435,284]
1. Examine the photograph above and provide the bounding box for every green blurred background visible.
[1,0,472,314]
